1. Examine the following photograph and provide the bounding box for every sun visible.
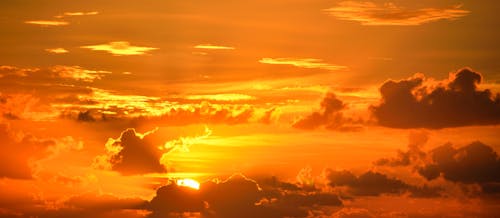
[176,178,200,190]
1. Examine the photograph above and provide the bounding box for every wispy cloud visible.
[64,11,98,16]
[185,94,256,102]
[51,66,111,82]
[55,11,99,18]
[324,1,469,26]
[45,48,69,54]
[25,20,69,26]
[81,41,158,56]
[194,44,235,50]
[259,58,347,71]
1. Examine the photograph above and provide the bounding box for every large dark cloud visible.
[147,174,343,218]
[293,92,362,131]
[94,128,166,175]
[325,170,441,197]
[371,68,500,128]
[418,141,500,186]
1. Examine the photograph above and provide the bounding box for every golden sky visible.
[1,0,500,217]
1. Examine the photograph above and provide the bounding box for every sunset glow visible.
[177,179,201,190]
[1,1,500,218]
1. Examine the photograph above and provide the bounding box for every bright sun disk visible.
[177,178,200,190]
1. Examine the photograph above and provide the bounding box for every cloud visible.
[293,92,363,131]
[147,174,266,218]
[25,20,69,26]
[374,131,428,167]
[45,48,69,54]
[81,41,158,56]
[185,94,256,102]
[259,58,347,71]
[0,123,54,179]
[371,68,500,129]
[418,141,500,186]
[51,65,111,82]
[324,1,469,26]
[17,193,147,218]
[331,207,374,218]
[95,127,213,175]
[325,170,440,197]
[148,174,342,218]
[94,128,166,175]
[0,121,81,180]
[194,44,235,50]
[63,11,99,16]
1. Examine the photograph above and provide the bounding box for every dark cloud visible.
[17,193,147,218]
[94,128,166,175]
[418,141,500,187]
[325,170,441,197]
[293,92,363,131]
[371,68,500,129]
[374,131,428,167]
[148,174,343,218]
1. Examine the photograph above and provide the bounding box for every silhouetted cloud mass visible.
[371,68,500,128]
[293,92,362,131]
[94,128,166,175]
[418,141,500,185]
[148,174,343,218]
[325,170,441,197]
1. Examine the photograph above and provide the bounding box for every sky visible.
[1,0,500,217]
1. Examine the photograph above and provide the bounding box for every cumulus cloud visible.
[325,170,440,197]
[94,128,166,175]
[148,174,343,218]
[259,58,347,71]
[418,142,500,186]
[0,122,81,180]
[94,127,213,175]
[374,131,428,167]
[371,68,500,129]
[324,1,469,26]
[0,123,53,179]
[293,92,362,131]
[81,41,158,56]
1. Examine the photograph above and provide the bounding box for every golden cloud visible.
[259,58,347,71]
[45,48,69,54]
[25,20,69,26]
[51,66,111,82]
[194,44,235,50]
[324,1,469,26]
[185,94,256,102]
[81,41,158,56]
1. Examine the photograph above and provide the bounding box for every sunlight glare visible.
[177,178,200,190]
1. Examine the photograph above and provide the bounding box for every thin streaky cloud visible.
[259,57,347,71]
[45,48,69,54]
[64,11,99,16]
[194,44,235,50]
[324,1,469,26]
[25,20,69,26]
[185,94,256,101]
[81,41,158,56]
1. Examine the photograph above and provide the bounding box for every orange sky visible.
[1,1,500,217]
